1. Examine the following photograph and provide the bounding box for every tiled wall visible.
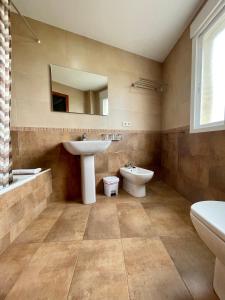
[0,170,52,254]
[161,20,225,203]
[161,127,225,202]
[11,128,161,202]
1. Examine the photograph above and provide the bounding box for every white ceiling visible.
[51,65,108,91]
[12,0,204,62]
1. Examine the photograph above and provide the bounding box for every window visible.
[190,0,225,133]
[99,89,109,116]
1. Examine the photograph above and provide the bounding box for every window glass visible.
[200,12,225,125]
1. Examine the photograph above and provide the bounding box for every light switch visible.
[122,121,132,127]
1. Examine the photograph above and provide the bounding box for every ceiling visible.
[12,0,204,62]
[51,65,108,91]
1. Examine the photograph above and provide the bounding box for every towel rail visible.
[131,78,167,93]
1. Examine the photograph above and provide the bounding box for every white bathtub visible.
[0,174,36,196]
[0,169,52,254]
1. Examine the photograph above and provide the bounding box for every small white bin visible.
[103,176,119,197]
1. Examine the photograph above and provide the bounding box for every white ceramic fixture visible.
[191,201,225,300]
[120,166,154,197]
[63,140,111,204]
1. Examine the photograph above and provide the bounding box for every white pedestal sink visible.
[63,140,111,204]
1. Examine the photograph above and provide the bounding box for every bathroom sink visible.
[63,140,111,205]
[63,140,111,156]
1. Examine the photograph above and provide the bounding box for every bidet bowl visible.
[120,167,154,185]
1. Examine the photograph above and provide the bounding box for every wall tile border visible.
[161,126,189,134]
[10,127,160,134]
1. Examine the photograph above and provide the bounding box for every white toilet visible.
[120,166,154,197]
[191,201,225,300]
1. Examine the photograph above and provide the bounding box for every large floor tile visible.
[13,205,64,244]
[161,235,218,300]
[117,202,155,238]
[38,203,66,218]
[149,181,182,198]
[84,203,120,239]
[140,190,191,207]
[45,205,90,242]
[5,241,80,300]
[122,238,192,300]
[96,190,138,204]
[143,201,195,237]
[13,218,57,244]
[68,239,129,300]
[0,243,41,300]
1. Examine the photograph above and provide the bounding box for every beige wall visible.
[11,13,162,131]
[162,28,192,130]
[52,81,86,114]
[161,20,225,203]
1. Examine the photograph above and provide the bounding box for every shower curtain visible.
[0,0,12,189]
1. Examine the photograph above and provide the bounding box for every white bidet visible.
[120,166,154,197]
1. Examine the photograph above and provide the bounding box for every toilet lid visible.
[191,201,225,242]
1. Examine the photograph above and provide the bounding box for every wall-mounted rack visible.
[101,133,122,141]
[131,78,167,93]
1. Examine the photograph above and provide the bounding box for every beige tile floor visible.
[0,181,218,300]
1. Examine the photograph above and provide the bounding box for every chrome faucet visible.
[81,133,87,141]
[125,161,135,168]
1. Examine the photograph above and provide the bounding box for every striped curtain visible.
[0,0,12,189]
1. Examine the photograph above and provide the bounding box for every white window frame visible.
[190,0,225,133]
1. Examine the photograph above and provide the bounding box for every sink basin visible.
[63,140,111,204]
[63,140,111,156]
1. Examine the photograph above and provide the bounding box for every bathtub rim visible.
[0,169,51,196]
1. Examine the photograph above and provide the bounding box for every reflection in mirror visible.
[50,65,109,116]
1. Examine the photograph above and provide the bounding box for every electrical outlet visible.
[122,121,132,127]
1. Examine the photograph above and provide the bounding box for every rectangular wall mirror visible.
[50,65,109,116]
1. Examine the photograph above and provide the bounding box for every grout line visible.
[116,201,131,300]
[61,206,91,299]
[82,204,92,239]
[40,207,66,243]
[4,241,43,297]
[66,203,112,299]
[43,236,122,243]
[115,202,122,239]
[10,205,65,246]
[120,238,132,300]
[42,213,65,242]
[66,241,82,299]
[159,236,194,300]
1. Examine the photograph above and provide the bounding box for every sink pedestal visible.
[63,140,111,205]
[81,155,96,204]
